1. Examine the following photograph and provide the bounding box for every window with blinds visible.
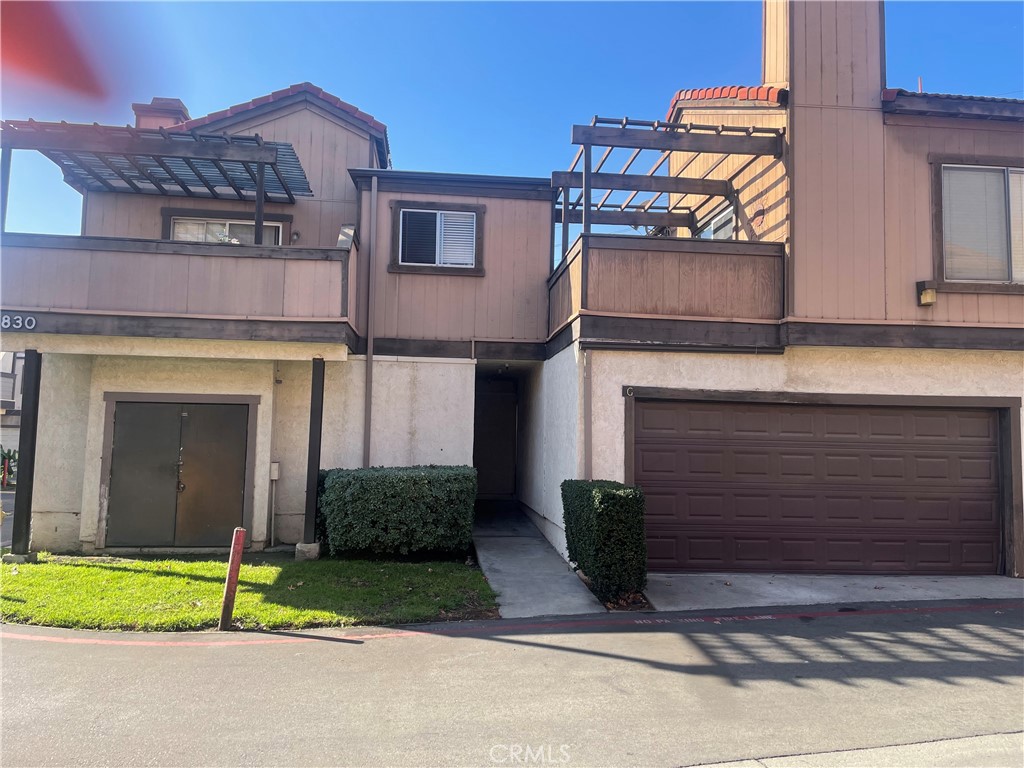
[399,209,477,267]
[941,165,1023,283]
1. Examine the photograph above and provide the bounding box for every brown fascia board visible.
[349,169,555,200]
[881,89,1024,122]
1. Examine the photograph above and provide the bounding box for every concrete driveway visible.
[2,598,1022,767]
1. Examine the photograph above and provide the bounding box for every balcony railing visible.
[548,233,784,334]
[0,233,355,342]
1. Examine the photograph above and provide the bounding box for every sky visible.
[2,1,1023,235]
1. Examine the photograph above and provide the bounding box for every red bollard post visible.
[219,527,247,631]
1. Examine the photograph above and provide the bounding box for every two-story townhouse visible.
[2,0,1022,578]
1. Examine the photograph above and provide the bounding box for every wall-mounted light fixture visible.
[916,280,937,307]
[290,230,301,244]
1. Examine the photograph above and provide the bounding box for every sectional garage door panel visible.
[635,401,1001,574]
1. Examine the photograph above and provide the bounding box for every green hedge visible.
[319,466,477,556]
[561,479,647,602]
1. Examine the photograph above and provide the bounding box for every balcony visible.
[0,233,356,345]
[547,117,786,350]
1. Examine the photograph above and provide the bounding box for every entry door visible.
[474,378,518,498]
[106,402,248,547]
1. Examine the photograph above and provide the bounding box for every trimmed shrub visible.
[561,479,647,602]
[319,465,477,556]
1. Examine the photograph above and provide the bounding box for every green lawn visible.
[0,554,498,631]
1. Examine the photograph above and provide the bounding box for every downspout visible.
[362,175,378,468]
[583,348,592,481]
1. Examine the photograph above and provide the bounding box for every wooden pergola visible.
[0,120,313,244]
[552,116,786,258]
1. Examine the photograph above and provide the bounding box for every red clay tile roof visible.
[176,82,388,136]
[666,85,788,119]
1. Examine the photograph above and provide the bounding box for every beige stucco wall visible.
[590,346,1024,484]
[78,355,277,550]
[518,344,582,556]
[269,356,474,544]
[270,359,365,544]
[30,354,93,552]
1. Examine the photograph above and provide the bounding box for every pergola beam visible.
[555,208,695,229]
[572,125,783,157]
[0,123,278,164]
[552,171,730,197]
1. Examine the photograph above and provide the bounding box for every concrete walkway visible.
[646,572,1024,612]
[473,504,604,618]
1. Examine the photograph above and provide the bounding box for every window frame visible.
[389,200,486,276]
[930,155,1024,295]
[696,203,736,241]
[161,208,293,246]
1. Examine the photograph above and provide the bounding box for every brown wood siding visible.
[586,242,783,321]
[364,190,551,343]
[762,0,789,87]
[882,117,1024,325]
[1,242,347,320]
[636,399,1001,574]
[82,103,370,249]
[548,240,583,335]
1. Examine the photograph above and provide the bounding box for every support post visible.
[218,527,246,631]
[302,357,325,545]
[560,186,570,259]
[254,161,265,245]
[1,147,11,234]
[11,350,41,555]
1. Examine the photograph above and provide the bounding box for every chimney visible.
[131,98,190,129]
[762,0,885,109]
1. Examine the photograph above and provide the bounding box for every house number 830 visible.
[1,314,37,330]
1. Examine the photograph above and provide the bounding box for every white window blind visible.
[439,212,476,266]
[942,166,1011,281]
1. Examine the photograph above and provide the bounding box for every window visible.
[400,209,477,267]
[941,165,1023,284]
[390,202,485,275]
[171,217,282,246]
[698,205,735,240]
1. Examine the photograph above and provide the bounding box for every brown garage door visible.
[635,400,1001,574]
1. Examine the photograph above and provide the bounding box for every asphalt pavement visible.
[2,598,1022,767]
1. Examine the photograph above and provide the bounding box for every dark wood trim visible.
[388,200,485,276]
[4,232,340,262]
[11,350,40,555]
[571,125,784,157]
[374,338,470,358]
[2,311,358,347]
[623,387,1022,410]
[545,322,577,358]
[304,358,325,543]
[351,169,553,201]
[372,337,546,360]
[580,315,783,351]
[0,127,278,164]
[556,209,696,229]
[929,158,1024,292]
[936,281,1024,295]
[1002,406,1024,577]
[552,171,731,197]
[159,208,293,241]
[623,393,635,486]
[882,92,1024,122]
[97,393,260,550]
[583,233,785,258]
[783,322,1024,351]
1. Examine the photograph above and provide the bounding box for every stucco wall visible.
[270,359,365,544]
[518,344,582,556]
[78,356,277,550]
[590,346,1024,483]
[31,354,93,552]
[368,357,476,467]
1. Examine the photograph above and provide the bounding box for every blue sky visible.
[3,1,1022,235]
